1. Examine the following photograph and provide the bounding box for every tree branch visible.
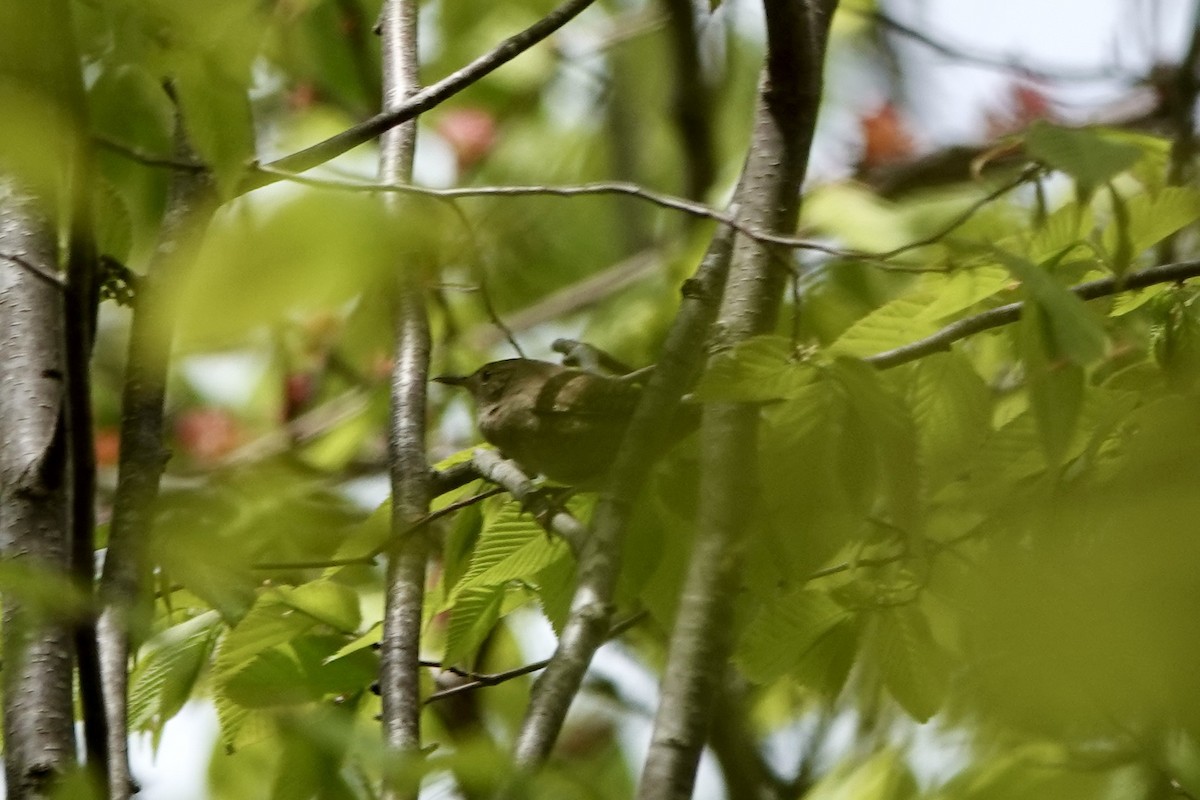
[1158,4,1200,263]
[244,0,598,194]
[96,110,216,800]
[470,450,587,555]
[507,222,736,772]
[376,3,431,797]
[0,178,77,800]
[424,613,645,704]
[251,165,1033,266]
[637,1,838,798]
[661,0,716,202]
[864,259,1200,370]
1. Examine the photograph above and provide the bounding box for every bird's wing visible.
[532,371,643,420]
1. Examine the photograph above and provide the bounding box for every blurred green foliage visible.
[5,0,1200,797]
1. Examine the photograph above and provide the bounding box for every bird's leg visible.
[525,484,578,538]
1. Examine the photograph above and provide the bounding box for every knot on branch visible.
[680,277,711,302]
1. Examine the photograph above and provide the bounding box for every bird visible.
[434,358,695,485]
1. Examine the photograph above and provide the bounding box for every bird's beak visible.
[433,374,468,387]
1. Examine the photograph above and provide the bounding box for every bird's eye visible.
[480,369,492,382]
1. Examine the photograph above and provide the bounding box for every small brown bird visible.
[435,358,694,485]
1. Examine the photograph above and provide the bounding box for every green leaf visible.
[451,498,570,597]
[1020,306,1086,467]
[223,648,318,708]
[173,55,254,198]
[1110,282,1168,316]
[179,191,402,350]
[1025,122,1142,190]
[443,585,506,667]
[214,596,318,682]
[805,749,918,800]
[693,336,817,401]
[535,555,577,634]
[832,359,921,530]
[935,748,1143,800]
[909,352,992,493]
[1153,292,1200,392]
[1165,728,1200,798]
[830,290,941,358]
[1101,186,1200,262]
[737,589,855,687]
[1026,201,1095,263]
[128,611,222,740]
[872,604,950,722]
[325,622,382,664]
[1105,183,1133,275]
[994,249,1108,365]
[276,580,361,633]
[831,267,1012,358]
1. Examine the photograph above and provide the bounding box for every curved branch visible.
[244,0,597,194]
[636,1,838,797]
[252,166,1033,265]
[470,450,587,555]
[865,259,1200,370]
[96,114,216,800]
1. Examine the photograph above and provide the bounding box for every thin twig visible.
[252,166,1034,264]
[0,251,65,288]
[475,270,525,357]
[805,530,977,583]
[866,166,1041,260]
[865,259,1200,369]
[424,612,645,704]
[94,135,207,172]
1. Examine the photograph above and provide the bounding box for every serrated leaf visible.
[916,266,1013,320]
[873,604,949,722]
[1025,122,1142,190]
[1153,294,1200,391]
[995,249,1107,365]
[1101,186,1200,264]
[831,290,941,358]
[909,352,991,492]
[1020,307,1085,466]
[128,611,222,738]
[452,499,569,597]
[832,359,920,529]
[737,589,855,686]
[1026,202,1095,263]
[1110,282,1168,316]
[214,598,317,681]
[535,554,577,634]
[276,580,361,633]
[693,336,817,401]
[832,267,1012,358]
[443,585,506,667]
